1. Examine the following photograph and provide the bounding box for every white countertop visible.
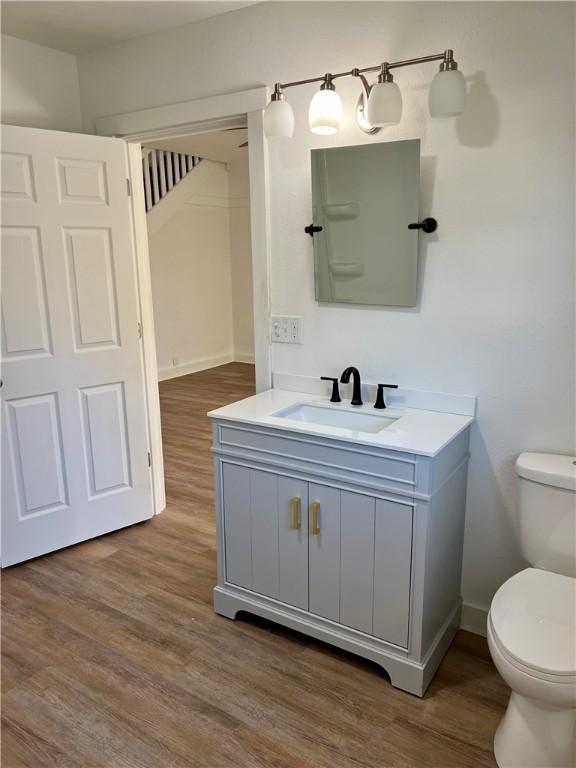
[208,389,474,457]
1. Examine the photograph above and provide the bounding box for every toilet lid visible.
[516,452,576,491]
[490,568,576,676]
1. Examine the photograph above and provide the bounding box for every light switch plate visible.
[271,316,303,344]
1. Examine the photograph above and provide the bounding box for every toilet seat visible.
[489,568,576,680]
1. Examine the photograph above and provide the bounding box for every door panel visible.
[308,483,340,621]
[56,158,108,204]
[251,469,279,598]
[64,228,120,350]
[1,152,35,200]
[340,491,375,634]
[278,476,308,610]
[373,499,413,647]
[5,393,68,516]
[1,227,51,358]
[1,125,153,566]
[79,383,131,497]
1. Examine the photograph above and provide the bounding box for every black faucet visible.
[340,367,363,406]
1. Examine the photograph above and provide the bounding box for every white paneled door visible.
[1,125,153,567]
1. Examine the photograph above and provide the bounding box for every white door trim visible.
[95,88,273,514]
[126,143,166,515]
[94,87,267,137]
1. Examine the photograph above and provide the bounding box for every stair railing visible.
[142,149,201,212]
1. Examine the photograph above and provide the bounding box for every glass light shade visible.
[366,81,403,126]
[429,69,466,117]
[263,98,295,138]
[308,88,342,135]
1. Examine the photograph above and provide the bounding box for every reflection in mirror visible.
[311,139,420,306]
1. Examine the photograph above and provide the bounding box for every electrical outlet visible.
[288,317,303,344]
[271,316,303,344]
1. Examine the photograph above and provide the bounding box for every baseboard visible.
[234,352,255,364]
[158,353,234,381]
[460,602,488,637]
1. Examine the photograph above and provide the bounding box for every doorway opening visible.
[142,127,255,381]
[139,126,258,507]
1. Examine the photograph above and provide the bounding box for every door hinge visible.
[127,178,131,196]
[137,321,143,339]
[147,451,151,467]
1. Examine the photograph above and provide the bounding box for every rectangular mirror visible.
[311,139,420,306]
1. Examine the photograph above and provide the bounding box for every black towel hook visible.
[408,217,438,233]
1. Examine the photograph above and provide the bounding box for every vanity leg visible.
[213,586,240,620]
[387,664,426,698]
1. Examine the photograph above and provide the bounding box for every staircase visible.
[142,148,201,212]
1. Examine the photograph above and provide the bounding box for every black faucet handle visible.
[374,383,399,410]
[320,376,341,403]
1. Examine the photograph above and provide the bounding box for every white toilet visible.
[488,453,576,768]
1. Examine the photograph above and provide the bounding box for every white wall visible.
[148,157,254,379]
[1,34,82,131]
[77,2,575,618]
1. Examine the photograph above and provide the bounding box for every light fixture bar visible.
[387,52,447,70]
[277,50,451,91]
[277,75,328,90]
[264,48,466,138]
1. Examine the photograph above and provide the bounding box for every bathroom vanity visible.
[209,387,474,696]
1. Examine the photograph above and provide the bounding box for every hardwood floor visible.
[1,363,508,767]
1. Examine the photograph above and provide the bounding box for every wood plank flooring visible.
[1,363,508,767]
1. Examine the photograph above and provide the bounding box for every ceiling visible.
[144,128,248,164]
[1,1,259,55]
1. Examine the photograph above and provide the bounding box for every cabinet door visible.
[340,491,375,634]
[222,463,252,590]
[308,483,340,621]
[373,499,413,647]
[222,463,309,609]
[308,486,413,646]
[222,464,413,645]
[278,477,308,610]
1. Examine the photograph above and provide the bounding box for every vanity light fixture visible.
[428,50,467,117]
[308,75,343,135]
[262,84,295,138]
[366,64,403,126]
[263,48,466,138]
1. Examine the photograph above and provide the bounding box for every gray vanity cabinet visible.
[212,420,471,697]
[221,464,414,647]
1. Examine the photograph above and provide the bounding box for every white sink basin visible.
[273,403,398,433]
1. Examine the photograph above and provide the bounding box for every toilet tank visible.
[516,453,576,577]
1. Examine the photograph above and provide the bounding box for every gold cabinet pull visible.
[310,501,320,535]
[290,497,301,530]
